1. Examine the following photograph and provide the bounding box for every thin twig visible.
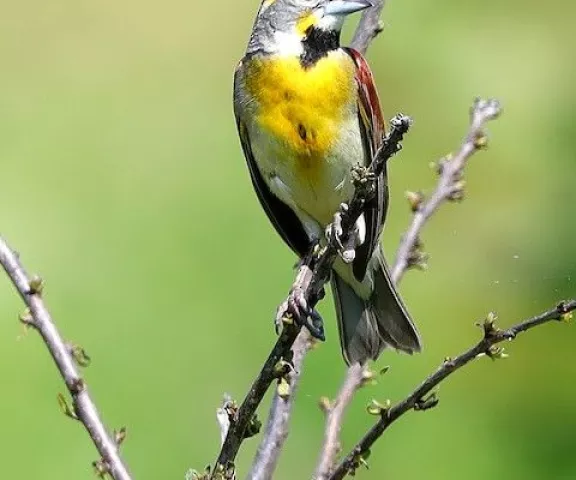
[392,98,502,283]
[350,0,386,55]
[212,117,412,479]
[314,364,367,480]
[329,300,576,479]
[248,330,313,480]
[0,236,132,480]
[213,323,300,476]
[313,98,502,476]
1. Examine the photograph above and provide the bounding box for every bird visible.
[233,0,421,365]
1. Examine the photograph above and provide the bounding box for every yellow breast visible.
[245,54,355,179]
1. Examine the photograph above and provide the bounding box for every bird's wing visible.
[344,47,388,281]
[233,91,310,257]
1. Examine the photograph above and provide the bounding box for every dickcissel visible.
[233,0,421,364]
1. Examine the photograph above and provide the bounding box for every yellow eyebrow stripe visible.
[296,11,317,36]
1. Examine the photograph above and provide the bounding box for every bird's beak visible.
[323,0,373,16]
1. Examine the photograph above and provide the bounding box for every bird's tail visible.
[331,247,421,365]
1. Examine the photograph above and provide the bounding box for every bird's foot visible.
[275,286,325,341]
[325,204,357,264]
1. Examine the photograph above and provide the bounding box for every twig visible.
[212,116,412,478]
[392,98,502,283]
[329,301,576,479]
[350,0,386,55]
[314,364,368,480]
[0,236,132,480]
[247,330,313,480]
[213,323,300,477]
[313,97,502,476]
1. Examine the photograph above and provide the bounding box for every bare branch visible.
[0,236,132,480]
[314,98,501,478]
[392,98,502,283]
[213,323,300,476]
[329,301,576,479]
[212,116,412,478]
[247,330,313,480]
[350,0,386,55]
[314,363,368,480]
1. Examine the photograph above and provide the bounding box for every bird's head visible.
[247,0,373,58]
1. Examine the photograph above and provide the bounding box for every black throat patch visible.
[300,27,340,68]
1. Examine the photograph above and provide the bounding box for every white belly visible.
[249,114,364,232]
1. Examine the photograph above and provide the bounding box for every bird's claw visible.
[306,308,325,341]
[325,204,356,264]
[275,287,325,341]
[325,213,344,250]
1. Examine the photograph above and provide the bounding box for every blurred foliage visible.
[0,0,575,479]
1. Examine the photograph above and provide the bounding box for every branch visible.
[313,97,502,476]
[329,300,576,479]
[314,364,368,480]
[213,321,300,477]
[247,330,313,480]
[212,116,412,478]
[350,0,385,55]
[0,236,132,480]
[392,98,502,283]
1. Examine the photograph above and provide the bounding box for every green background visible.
[1,0,575,478]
